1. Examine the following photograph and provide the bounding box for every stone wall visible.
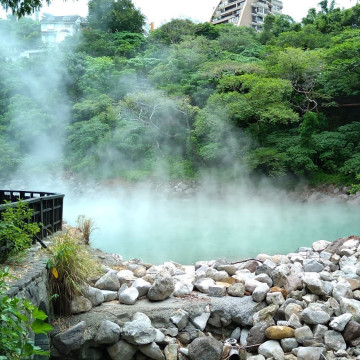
[5,245,53,358]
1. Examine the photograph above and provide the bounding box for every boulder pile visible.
[50,235,360,360]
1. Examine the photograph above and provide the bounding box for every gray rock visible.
[301,305,330,325]
[231,327,241,341]
[288,313,302,329]
[207,284,227,297]
[253,304,279,324]
[247,356,266,360]
[329,313,352,331]
[294,326,313,343]
[324,330,346,351]
[247,322,270,347]
[266,292,285,306]
[52,321,86,355]
[280,338,298,353]
[94,270,120,291]
[148,274,174,301]
[313,240,331,252]
[295,346,326,360]
[83,286,105,306]
[228,282,245,297]
[332,280,353,301]
[139,342,165,360]
[70,296,92,314]
[284,303,303,321]
[303,259,324,273]
[122,313,157,345]
[340,297,360,321]
[240,328,249,346]
[218,264,237,276]
[245,279,263,293]
[252,283,270,302]
[117,269,136,284]
[155,329,166,344]
[164,344,179,360]
[188,336,223,360]
[131,278,151,297]
[107,340,137,360]
[119,287,139,305]
[101,290,118,302]
[173,275,194,297]
[302,274,327,296]
[258,340,284,360]
[255,273,273,287]
[191,312,210,331]
[95,320,121,344]
[194,278,215,293]
[313,324,328,339]
[170,309,189,331]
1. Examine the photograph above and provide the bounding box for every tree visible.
[88,0,145,34]
[0,0,48,17]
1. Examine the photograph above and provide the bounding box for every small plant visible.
[47,232,101,315]
[76,214,96,245]
[0,268,52,359]
[350,174,360,195]
[0,201,40,263]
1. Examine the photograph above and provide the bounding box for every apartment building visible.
[210,0,283,30]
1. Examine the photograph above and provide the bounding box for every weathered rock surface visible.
[52,321,86,355]
[188,336,223,360]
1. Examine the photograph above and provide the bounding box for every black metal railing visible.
[0,190,65,240]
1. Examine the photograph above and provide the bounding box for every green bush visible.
[0,201,40,263]
[0,268,52,359]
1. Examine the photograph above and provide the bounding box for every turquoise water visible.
[65,189,360,264]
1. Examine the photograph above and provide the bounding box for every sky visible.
[0,0,357,25]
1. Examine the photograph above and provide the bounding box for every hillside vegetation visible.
[0,0,359,186]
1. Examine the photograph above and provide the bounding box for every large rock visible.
[119,287,139,305]
[258,340,284,360]
[164,344,178,360]
[228,282,245,297]
[301,305,330,325]
[303,259,324,273]
[329,313,352,331]
[122,313,157,345]
[324,330,346,351]
[139,342,165,360]
[70,296,92,314]
[209,296,265,326]
[170,309,189,331]
[343,320,360,342]
[195,278,216,293]
[52,321,86,355]
[173,275,194,297]
[95,320,121,344]
[191,312,210,331]
[294,326,313,343]
[131,278,151,297]
[107,340,136,360]
[188,336,223,360]
[252,283,270,302]
[148,274,174,301]
[101,290,118,302]
[83,286,105,306]
[296,347,326,360]
[95,270,120,291]
[340,297,360,321]
[302,274,328,296]
[247,322,270,347]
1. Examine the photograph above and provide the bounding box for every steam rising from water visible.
[64,185,360,264]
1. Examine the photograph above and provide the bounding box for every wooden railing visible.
[0,190,65,240]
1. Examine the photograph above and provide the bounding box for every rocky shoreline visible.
[50,235,360,360]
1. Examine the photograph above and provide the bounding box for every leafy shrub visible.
[0,201,40,263]
[350,174,360,195]
[47,232,101,315]
[0,268,52,359]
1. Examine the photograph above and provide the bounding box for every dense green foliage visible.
[0,201,40,263]
[0,1,360,185]
[0,268,52,359]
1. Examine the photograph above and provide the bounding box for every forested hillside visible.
[0,0,359,186]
